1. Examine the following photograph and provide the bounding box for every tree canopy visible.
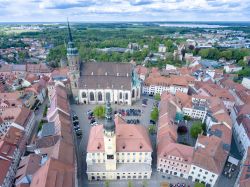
[150,107,159,121]
[190,121,203,138]
[93,105,106,119]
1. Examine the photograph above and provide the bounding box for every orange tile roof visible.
[193,135,228,174]
[15,154,42,185]
[87,115,152,153]
[239,148,250,187]
[30,158,74,187]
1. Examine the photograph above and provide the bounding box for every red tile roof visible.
[87,115,152,153]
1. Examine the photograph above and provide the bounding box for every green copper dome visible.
[103,100,115,132]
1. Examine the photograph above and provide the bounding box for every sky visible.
[0,0,249,22]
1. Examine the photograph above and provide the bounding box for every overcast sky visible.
[0,0,249,22]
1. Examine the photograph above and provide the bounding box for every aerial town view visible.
[0,1,250,187]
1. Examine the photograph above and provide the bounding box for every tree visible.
[142,180,148,187]
[183,115,191,121]
[150,107,159,121]
[154,93,161,101]
[148,125,156,135]
[194,182,205,187]
[93,105,106,119]
[220,50,232,60]
[190,121,203,138]
[128,180,133,187]
[104,181,110,187]
[238,67,250,78]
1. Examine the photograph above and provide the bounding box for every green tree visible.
[220,50,232,60]
[150,107,159,121]
[93,105,106,119]
[154,93,161,101]
[148,125,156,135]
[128,180,133,187]
[165,39,175,52]
[194,182,205,187]
[104,181,110,187]
[183,115,191,121]
[238,67,250,77]
[190,121,203,138]
[238,59,247,67]
[142,180,148,187]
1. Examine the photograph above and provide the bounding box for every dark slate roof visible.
[41,122,55,137]
[78,62,132,90]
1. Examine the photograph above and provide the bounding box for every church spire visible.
[67,18,73,42]
[104,100,115,133]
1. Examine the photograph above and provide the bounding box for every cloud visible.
[0,0,249,22]
[41,0,96,9]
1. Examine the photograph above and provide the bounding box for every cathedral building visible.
[86,101,153,180]
[66,22,141,105]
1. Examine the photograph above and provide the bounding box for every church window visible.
[119,92,122,99]
[132,89,135,98]
[82,92,87,98]
[90,92,95,101]
[125,93,128,100]
[106,92,111,101]
[98,92,102,101]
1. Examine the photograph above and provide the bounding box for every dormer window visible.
[91,72,94,75]
[105,72,108,76]
[117,73,119,76]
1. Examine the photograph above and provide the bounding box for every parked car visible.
[74,126,80,131]
[76,129,82,137]
[87,110,92,115]
[150,120,156,124]
[73,121,79,126]
[90,119,96,124]
[91,122,98,126]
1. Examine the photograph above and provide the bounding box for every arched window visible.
[125,93,128,100]
[90,92,95,101]
[132,89,135,98]
[82,92,87,98]
[98,92,102,101]
[106,92,111,101]
[119,92,122,99]
[137,88,140,96]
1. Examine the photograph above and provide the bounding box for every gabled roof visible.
[15,154,42,186]
[30,158,74,187]
[87,115,152,153]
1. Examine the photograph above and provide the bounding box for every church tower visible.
[103,100,117,171]
[67,20,80,97]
